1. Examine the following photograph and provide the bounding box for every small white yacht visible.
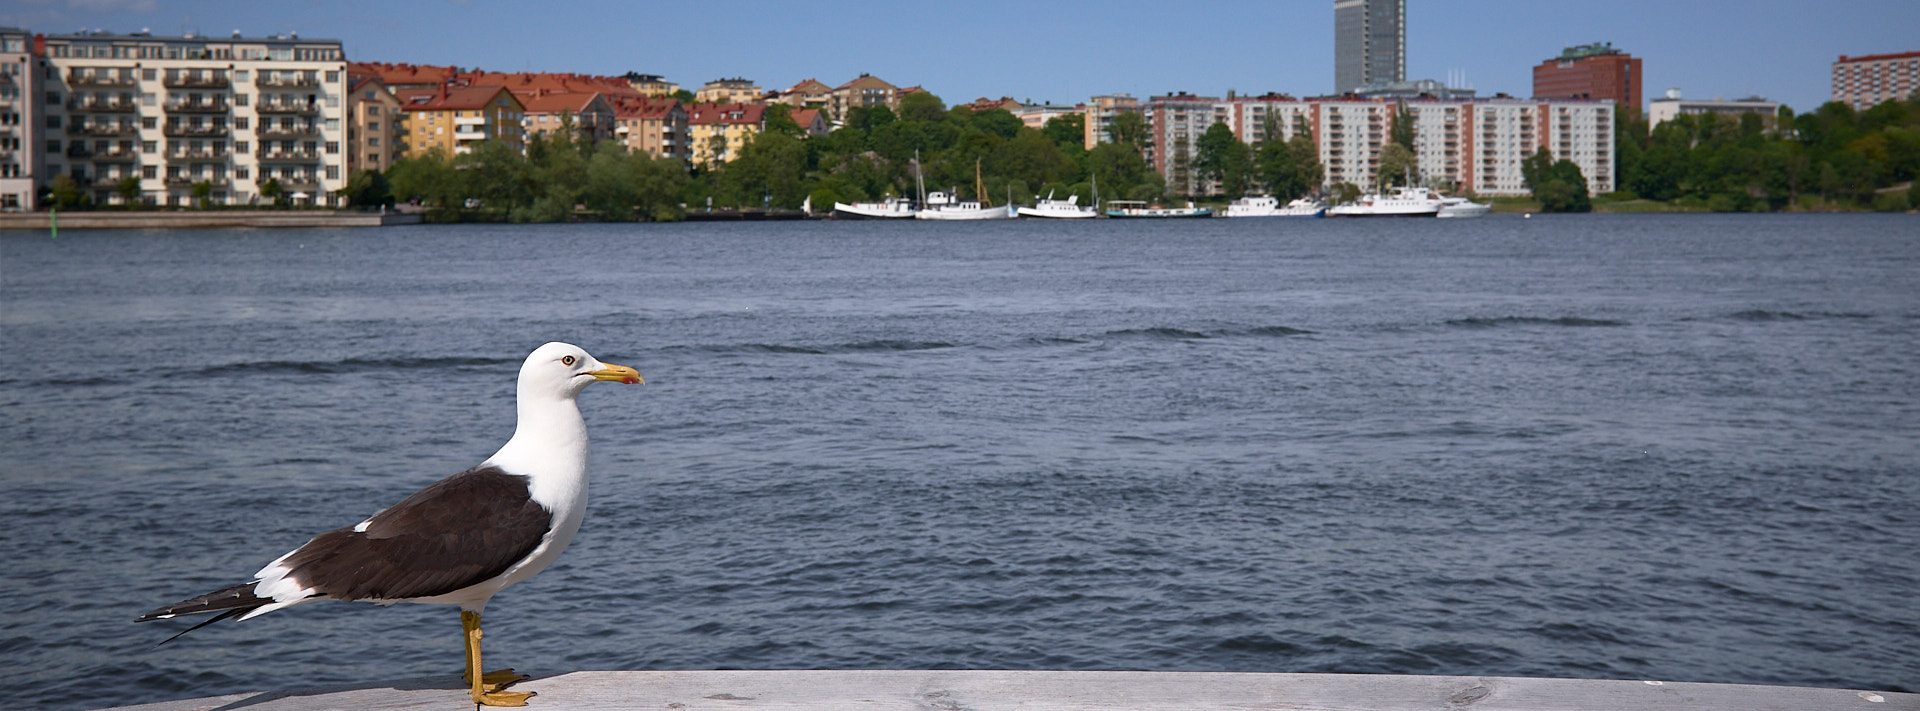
[1224,195,1326,218]
[1436,196,1492,218]
[1017,191,1099,219]
[832,196,917,219]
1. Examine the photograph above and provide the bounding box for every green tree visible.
[897,91,948,123]
[49,175,87,210]
[1376,143,1417,188]
[1043,113,1086,152]
[260,177,285,207]
[1390,101,1415,151]
[1524,147,1592,212]
[116,176,141,207]
[343,169,393,208]
[1109,110,1148,150]
[191,180,213,209]
[1193,122,1252,198]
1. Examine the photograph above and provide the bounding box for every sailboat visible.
[917,159,1016,220]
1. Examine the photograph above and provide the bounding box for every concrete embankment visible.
[97,670,1915,710]
[0,211,421,230]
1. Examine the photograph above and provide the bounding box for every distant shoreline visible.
[0,211,423,230]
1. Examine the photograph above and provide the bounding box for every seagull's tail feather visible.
[137,583,272,644]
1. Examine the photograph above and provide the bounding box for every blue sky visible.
[4,0,1916,113]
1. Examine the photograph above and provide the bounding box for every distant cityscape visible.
[0,0,1914,211]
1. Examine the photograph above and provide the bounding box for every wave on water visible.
[1099,325,1314,340]
[670,340,957,356]
[1444,316,1628,329]
[175,355,514,379]
[1722,309,1874,322]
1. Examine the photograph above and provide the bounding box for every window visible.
[142,141,156,153]
[325,141,338,154]
[47,139,59,152]
[236,166,249,180]
[142,116,157,129]
[236,117,249,130]
[235,94,248,107]
[326,165,339,179]
[142,165,157,179]
[143,68,157,81]
[236,141,248,153]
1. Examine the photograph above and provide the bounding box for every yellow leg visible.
[462,610,534,706]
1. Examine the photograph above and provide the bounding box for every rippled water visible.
[3,215,1916,709]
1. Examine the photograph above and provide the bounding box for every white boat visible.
[1017,191,1098,219]
[1436,197,1492,218]
[916,190,1016,220]
[1105,200,1212,218]
[1327,186,1446,217]
[917,159,1016,221]
[1224,195,1326,218]
[832,196,917,219]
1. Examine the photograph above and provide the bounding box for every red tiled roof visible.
[688,102,767,126]
[789,108,822,128]
[392,85,516,112]
[350,62,460,86]
[1836,51,1920,63]
[516,91,606,115]
[611,96,681,120]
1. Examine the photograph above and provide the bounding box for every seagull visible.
[136,342,642,707]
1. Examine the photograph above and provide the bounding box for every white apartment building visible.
[1,27,37,211]
[1141,93,1614,197]
[40,30,348,207]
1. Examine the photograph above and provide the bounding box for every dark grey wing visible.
[272,465,554,602]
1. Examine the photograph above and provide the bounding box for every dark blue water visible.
[3,215,1916,710]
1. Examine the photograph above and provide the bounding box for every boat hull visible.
[917,205,1017,221]
[832,201,916,219]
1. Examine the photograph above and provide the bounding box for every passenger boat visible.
[1326,186,1446,217]
[1105,200,1212,218]
[1017,190,1099,219]
[832,196,917,219]
[1224,195,1326,218]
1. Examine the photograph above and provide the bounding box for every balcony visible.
[164,75,231,89]
[66,145,94,159]
[67,74,138,88]
[257,101,320,115]
[164,176,232,188]
[163,124,230,138]
[257,75,320,88]
[258,125,321,139]
[167,150,231,162]
[67,98,139,113]
[68,123,140,136]
[256,149,320,163]
[276,177,322,191]
[166,100,231,114]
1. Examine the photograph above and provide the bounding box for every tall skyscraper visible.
[1334,0,1405,95]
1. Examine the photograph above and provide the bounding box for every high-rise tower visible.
[1334,0,1405,95]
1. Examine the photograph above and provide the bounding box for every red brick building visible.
[1832,51,1920,111]
[1532,42,1642,114]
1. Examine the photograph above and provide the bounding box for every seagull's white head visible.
[519,342,644,402]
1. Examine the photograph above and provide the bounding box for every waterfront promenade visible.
[0,211,422,230]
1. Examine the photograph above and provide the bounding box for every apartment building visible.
[829,74,899,124]
[392,85,525,157]
[1083,93,1140,149]
[1,27,38,210]
[1142,93,1232,196]
[1832,51,1919,111]
[694,78,761,105]
[611,96,687,162]
[622,73,678,98]
[1140,92,1613,197]
[520,91,615,145]
[346,74,401,175]
[686,102,766,167]
[40,30,348,206]
[768,79,832,111]
[1533,42,1642,111]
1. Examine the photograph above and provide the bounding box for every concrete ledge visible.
[0,211,421,229]
[97,670,1915,711]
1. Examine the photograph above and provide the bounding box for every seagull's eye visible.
[561,355,576,366]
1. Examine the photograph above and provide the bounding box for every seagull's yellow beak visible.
[589,362,644,385]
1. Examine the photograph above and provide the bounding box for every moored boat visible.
[1326,186,1446,217]
[1436,197,1492,218]
[1017,191,1099,219]
[832,196,917,219]
[917,159,1016,221]
[1105,200,1212,218]
[1224,195,1326,218]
